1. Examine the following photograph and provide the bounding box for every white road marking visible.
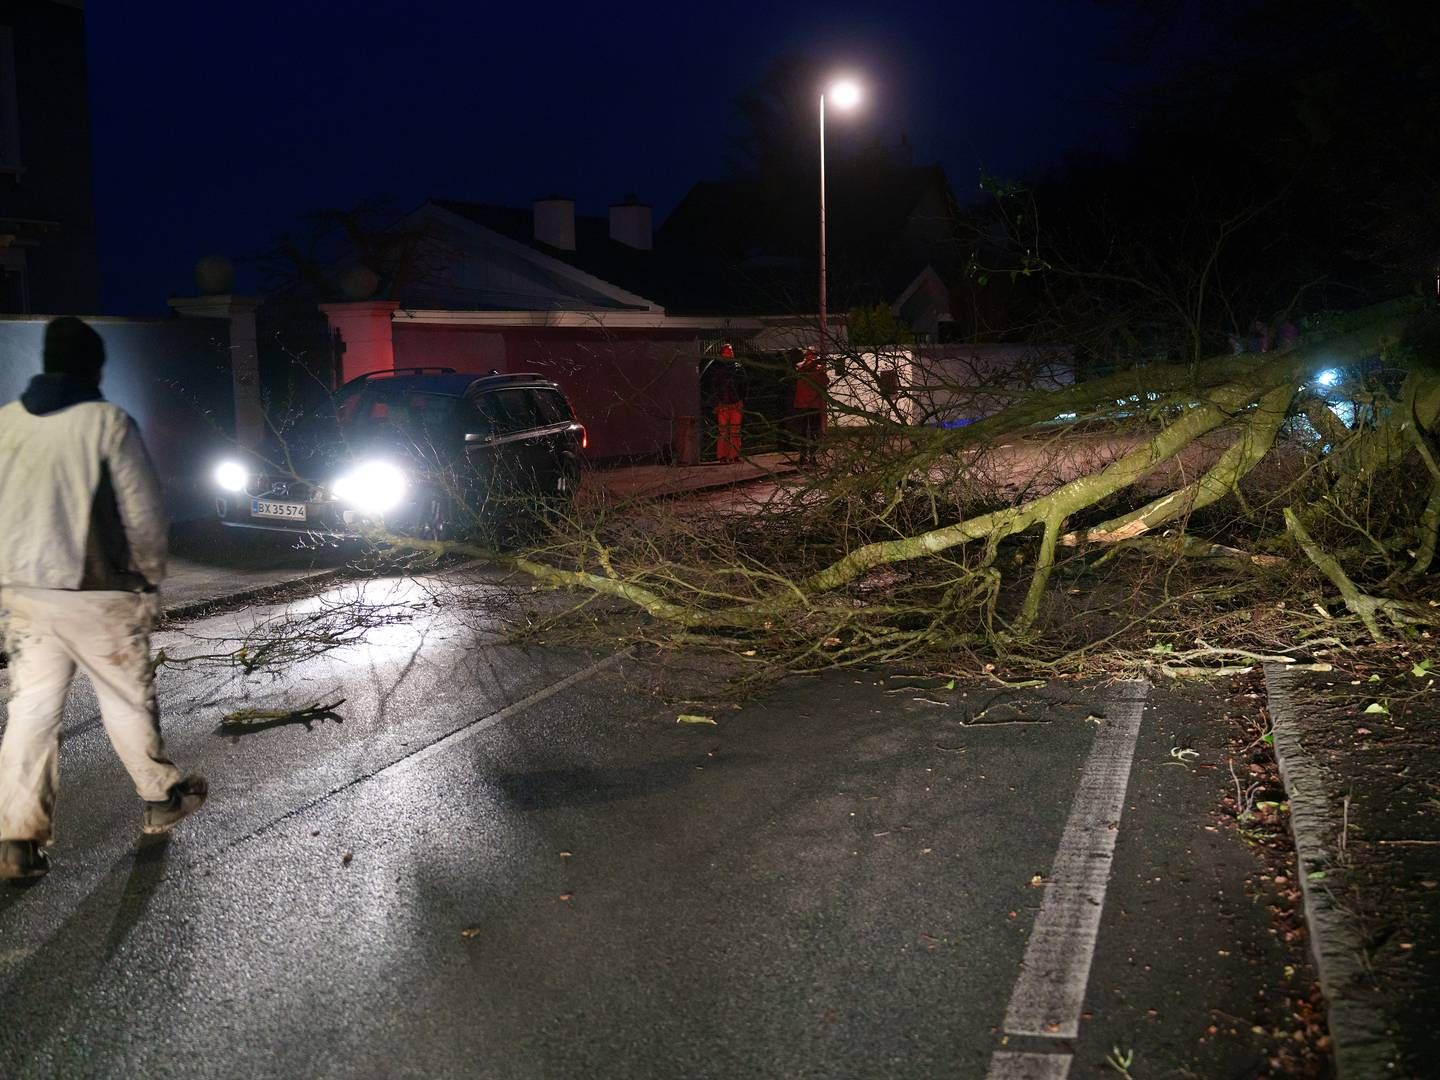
[235,647,633,845]
[999,680,1150,1039]
[399,648,628,773]
[985,1050,1073,1079]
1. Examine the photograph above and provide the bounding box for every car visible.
[209,368,586,539]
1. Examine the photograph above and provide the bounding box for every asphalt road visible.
[0,569,1303,1078]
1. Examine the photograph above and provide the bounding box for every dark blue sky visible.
[87,1,1139,314]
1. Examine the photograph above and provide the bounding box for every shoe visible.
[142,775,209,835]
[0,840,50,882]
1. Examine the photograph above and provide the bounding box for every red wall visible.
[392,324,701,461]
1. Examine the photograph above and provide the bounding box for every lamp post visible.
[818,78,861,352]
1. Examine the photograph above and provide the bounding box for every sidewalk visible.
[163,523,354,617]
[1261,661,1440,1078]
[581,451,796,502]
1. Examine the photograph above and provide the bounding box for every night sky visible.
[87,1,1142,315]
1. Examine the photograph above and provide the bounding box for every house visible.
[0,0,97,314]
[314,197,757,462]
[281,156,971,461]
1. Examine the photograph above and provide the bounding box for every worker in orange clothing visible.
[712,343,745,462]
[793,347,829,465]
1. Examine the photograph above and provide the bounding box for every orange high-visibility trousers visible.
[714,404,742,461]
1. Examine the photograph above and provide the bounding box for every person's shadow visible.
[0,834,176,1073]
[104,833,171,960]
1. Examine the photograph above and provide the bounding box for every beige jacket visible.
[0,399,167,590]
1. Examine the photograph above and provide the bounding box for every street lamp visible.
[818,77,862,352]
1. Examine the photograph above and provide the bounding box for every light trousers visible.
[0,586,181,842]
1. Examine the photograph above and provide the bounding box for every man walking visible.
[0,317,206,882]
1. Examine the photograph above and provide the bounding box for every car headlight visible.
[331,460,408,515]
[213,460,249,493]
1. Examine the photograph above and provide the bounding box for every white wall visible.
[828,347,917,426]
[0,316,237,518]
[906,344,1074,426]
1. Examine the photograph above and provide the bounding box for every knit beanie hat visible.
[43,316,106,378]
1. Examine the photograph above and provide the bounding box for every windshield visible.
[329,386,467,441]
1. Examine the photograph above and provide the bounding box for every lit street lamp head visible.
[827,79,862,110]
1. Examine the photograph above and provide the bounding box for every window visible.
[333,385,462,435]
[493,388,545,433]
[0,27,20,169]
[532,388,572,424]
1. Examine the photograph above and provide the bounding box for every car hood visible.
[249,421,443,482]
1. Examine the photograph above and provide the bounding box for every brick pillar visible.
[168,293,262,448]
[319,301,400,384]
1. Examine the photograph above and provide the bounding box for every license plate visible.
[251,498,307,521]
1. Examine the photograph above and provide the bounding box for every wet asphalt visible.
[0,571,1295,1078]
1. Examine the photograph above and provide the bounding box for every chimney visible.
[608,193,652,251]
[533,196,576,251]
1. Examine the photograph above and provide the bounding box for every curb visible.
[1262,664,1401,1079]
[160,567,351,624]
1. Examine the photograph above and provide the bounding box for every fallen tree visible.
[379,297,1440,673]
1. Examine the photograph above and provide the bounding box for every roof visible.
[339,370,558,398]
[430,199,671,309]
[428,163,963,318]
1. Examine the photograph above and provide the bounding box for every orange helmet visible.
[720,343,734,358]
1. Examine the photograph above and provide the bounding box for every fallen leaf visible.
[741,649,757,657]
[1085,713,1105,724]
[460,926,482,939]
[1363,702,1389,714]
[676,714,717,725]
[558,892,573,901]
